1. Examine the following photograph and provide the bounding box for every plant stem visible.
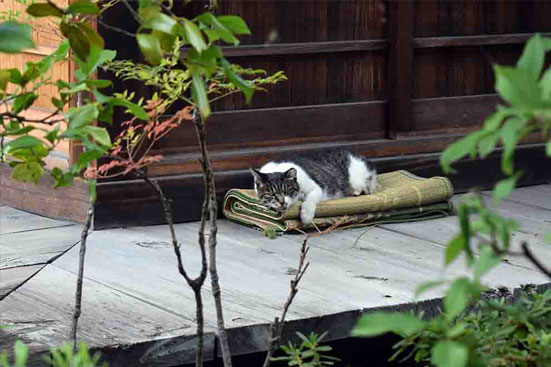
[263,238,310,367]
[193,110,232,367]
[70,201,94,350]
[136,169,208,367]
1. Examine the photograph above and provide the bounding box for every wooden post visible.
[387,0,413,139]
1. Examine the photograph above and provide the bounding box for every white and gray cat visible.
[250,149,377,224]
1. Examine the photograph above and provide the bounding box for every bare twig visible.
[70,200,94,350]
[96,19,136,38]
[263,238,310,367]
[135,169,208,367]
[193,110,232,367]
[521,242,551,279]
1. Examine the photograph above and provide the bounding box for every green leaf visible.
[67,0,100,15]
[546,140,551,157]
[88,179,97,203]
[414,280,445,298]
[478,132,499,158]
[82,126,111,147]
[0,69,10,90]
[85,79,112,88]
[517,34,544,81]
[8,68,24,86]
[12,162,45,185]
[440,131,483,174]
[540,68,551,100]
[444,278,471,318]
[221,58,254,104]
[78,23,104,48]
[446,234,465,266]
[137,33,162,65]
[0,21,34,53]
[493,173,520,204]
[27,3,64,17]
[217,15,251,35]
[65,104,99,128]
[494,65,544,108]
[5,136,43,151]
[51,167,74,188]
[352,312,425,337]
[60,22,91,61]
[53,39,70,61]
[197,12,239,45]
[143,12,177,35]
[191,71,210,119]
[12,93,37,113]
[500,117,525,175]
[14,340,29,367]
[474,246,502,280]
[109,98,149,120]
[77,149,103,169]
[181,19,207,52]
[431,341,468,367]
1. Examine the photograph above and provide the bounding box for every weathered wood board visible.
[1,185,550,366]
[0,206,74,235]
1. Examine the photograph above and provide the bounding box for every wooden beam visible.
[413,32,551,49]
[220,39,388,57]
[387,0,413,138]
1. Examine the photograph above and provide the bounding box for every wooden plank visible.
[0,164,89,224]
[0,265,43,299]
[0,225,82,269]
[0,264,209,367]
[413,32,551,49]
[0,206,74,235]
[152,101,386,153]
[410,94,499,135]
[387,0,413,137]
[502,185,551,211]
[219,40,388,57]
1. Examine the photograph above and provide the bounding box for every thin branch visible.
[97,19,136,38]
[134,168,208,367]
[263,238,310,367]
[1,111,66,125]
[70,200,94,350]
[521,242,551,279]
[193,110,232,367]
[121,0,140,23]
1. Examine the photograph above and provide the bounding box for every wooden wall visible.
[0,0,71,164]
[93,0,551,227]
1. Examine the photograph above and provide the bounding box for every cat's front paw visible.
[300,203,316,225]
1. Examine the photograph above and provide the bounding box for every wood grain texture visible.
[0,164,89,224]
[0,265,43,299]
[0,225,82,269]
[2,183,549,364]
[0,206,73,235]
[413,32,551,48]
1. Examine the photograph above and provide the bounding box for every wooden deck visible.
[1,185,550,366]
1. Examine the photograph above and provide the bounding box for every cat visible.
[250,149,377,225]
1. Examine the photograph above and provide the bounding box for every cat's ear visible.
[250,168,267,185]
[284,168,297,180]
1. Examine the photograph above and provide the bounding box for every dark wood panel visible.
[414,0,551,38]
[413,32,551,49]
[173,0,387,45]
[411,94,499,134]
[387,0,413,136]
[221,39,387,57]
[94,144,551,229]
[0,164,89,223]
[152,101,386,153]
[412,44,524,99]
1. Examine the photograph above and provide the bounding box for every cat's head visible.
[250,168,299,212]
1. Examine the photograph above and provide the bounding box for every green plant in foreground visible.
[353,290,551,367]
[271,332,340,367]
[0,340,103,367]
[352,34,551,367]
